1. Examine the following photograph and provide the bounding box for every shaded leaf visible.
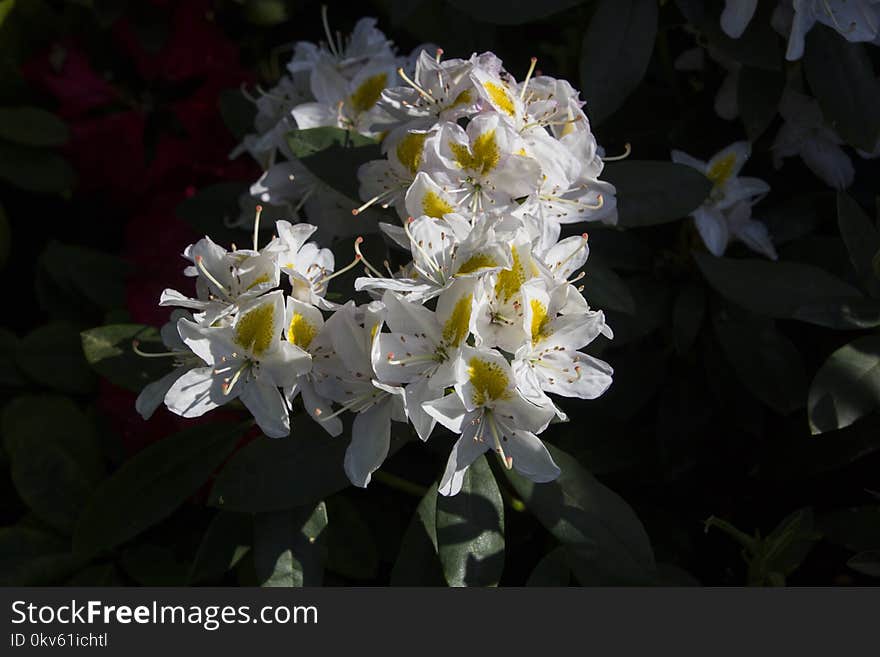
[326,496,378,580]
[604,161,712,227]
[121,544,188,585]
[0,141,75,194]
[243,0,289,25]
[694,253,863,325]
[582,257,635,314]
[253,502,328,587]
[219,88,257,141]
[0,200,8,270]
[804,25,880,151]
[2,395,104,534]
[17,322,95,394]
[209,425,406,512]
[837,192,880,284]
[38,241,129,311]
[579,0,658,125]
[672,282,706,355]
[0,328,25,387]
[848,551,880,577]
[287,127,380,201]
[74,422,248,556]
[526,546,570,586]
[818,506,880,553]
[713,310,806,415]
[443,0,582,26]
[505,443,654,584]
[390,483,444,586]
[81,324,171,393]
[0,526,83,586]
[0,106,68,146]
[436,455,504,587]
[187,511,252,585]
[809,336,880,434]
[737,67,784,141]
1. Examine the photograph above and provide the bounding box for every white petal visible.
[693,206,730,256]
[507,430,561,483]
[733,219,779,261]
[721,0,758,38]
[438,420,487,497]
[135,369,186,420]
[299,377,342,437]
[345,401,393,487]
[422,392,468,432]
[240,381,290,438]
[165,366,230,418]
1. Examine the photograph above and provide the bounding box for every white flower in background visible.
[721,0,759,38]
[772,88,855,190]
[673,44,740,121]
[268,220,338,308]
[424,347,558,496]
[164,291,312,438]
[672,141,775,259]
[774,0,880,61]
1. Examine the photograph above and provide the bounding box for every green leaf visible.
[443,0,582,26]
[0,328,26,387]
[579,0,657,126]
[390,483,444,586]
[504,443,655,585]
[120,544,188,585]
[804,26,880,152]
[253,502,328,587]
[287,127,381,202]
[604,161,712,227]
[187,511,252,585]
[73,422,248,557]
[326,496,378,580]
[17,322,96,394]
[0,141,75,194]
[436,455,505,587]
[243,0,289,25]
[848,551,880,577]
[67,563,124,586]
[790,297,880,330]
[0,200,9,270]
[672,283,706,355]
[37,241,129,312]
[713,310,806,415]
[526,546,570,586]
[0,526,84,585]
[694,253,865,326]
[737,67,784,141]
[582,258,636,315]
[219,88,257,141]
[808,336,880,434]
[0,106,68,146]
[209,426,407,512]
[837,192,880,284]
[0,0,15,30]
[81,324,172,393]
[2,396,104,534]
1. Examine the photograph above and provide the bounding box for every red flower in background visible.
[24,1,263,453]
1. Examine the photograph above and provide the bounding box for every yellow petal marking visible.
[529,299,551,345]
[422,190,454,218]
[235,302,275,356]
[494,247,527,302]
[468,356,511,406]
[707,152,737,187]
[396,132,428,175]
[350,73,388,114]
[449,129,500,175]
[456,253,498,275]
[482,81,515,117]
[287,312,317,349]
[442,294,473,347]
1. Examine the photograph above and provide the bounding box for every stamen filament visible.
[354,236,386,278]
[520,56,538,100]
[602,143,632,162]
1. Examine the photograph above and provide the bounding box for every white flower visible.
[777,0,880,61]
[721,0,759,38]
[164,291,312,438]
[134,310,202,420]
[313,301,406,487]
[268,220,338,309]
[283,296,342,437]
[424,346,558,496]
[672,141,776,258]
[772,89,855,190]
[372,280,475,440]
[355,126,432,218]
[159,236,279,325]
[513,278,613,417]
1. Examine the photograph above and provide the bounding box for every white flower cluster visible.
[138,16,619,496]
